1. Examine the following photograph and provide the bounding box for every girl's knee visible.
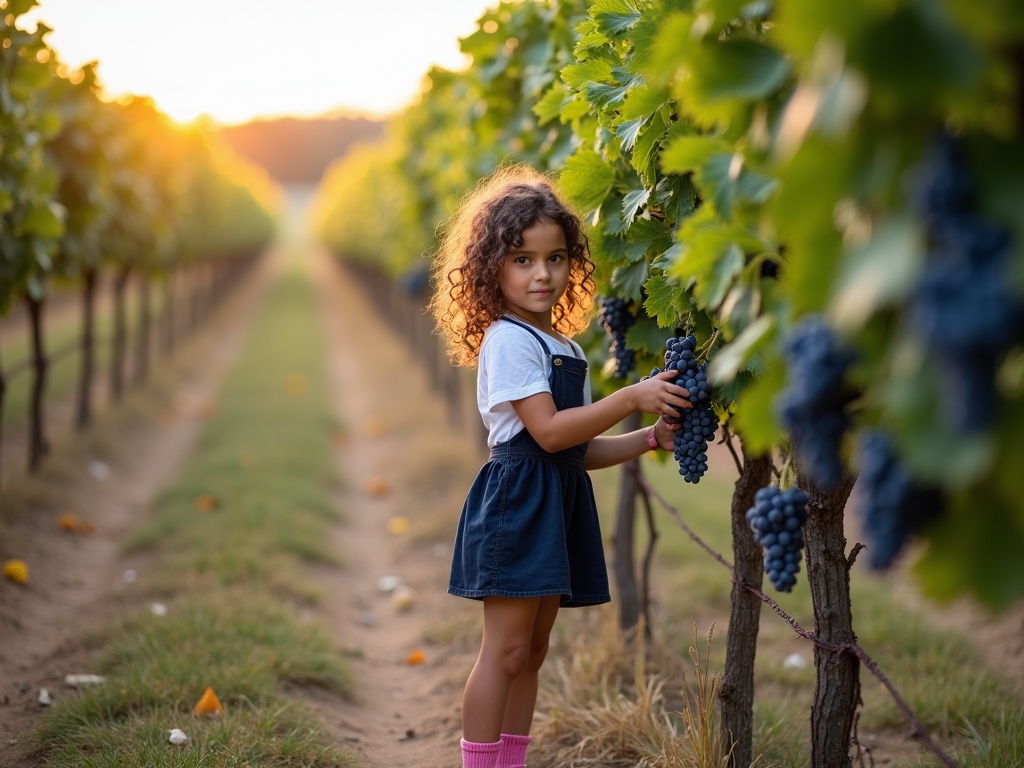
[525,636,551,672]
[482,638,534,679]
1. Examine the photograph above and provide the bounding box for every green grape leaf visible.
[560,149,616,214]
[701,152,779,219]
[730,362,786,453]
[708,314,774,385]
[651,241,685,272]
[643,274,686,326]
[688,38,791,104]
[696,242,744,309]
[559,93,593,122]
[534,82,569,125]
[587,78,637,108]
[562,58,614,90]
[575,20,612,55]
[645,12,694,87]
[614,116,647,151]
[625,313,671,355]
[592,0,642,35]
[621,187,650,229]
[631,109,669,186]
[619,84,671,121]
[661,134,730,175]
[611,259,648,301]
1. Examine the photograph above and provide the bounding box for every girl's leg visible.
[501,594,561,734]
[462,596,545,743]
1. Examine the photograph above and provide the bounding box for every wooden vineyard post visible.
[26,295,49,472]
[802,469,859,768]
[720,443,774,768]
[612,410,643,633]
[75,269,98,429]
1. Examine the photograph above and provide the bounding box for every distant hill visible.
[217,114,386,184]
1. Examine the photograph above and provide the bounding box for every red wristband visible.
[646,426,659,450]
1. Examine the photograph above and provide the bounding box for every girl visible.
[429,166,690,768]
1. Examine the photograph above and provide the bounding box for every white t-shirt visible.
[477,318,593,448]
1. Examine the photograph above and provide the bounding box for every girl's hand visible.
[652,415,681,450]
[633,369,691,419]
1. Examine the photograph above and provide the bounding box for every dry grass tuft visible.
[533,617,731,768]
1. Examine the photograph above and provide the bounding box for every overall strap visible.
[499,315,578,359]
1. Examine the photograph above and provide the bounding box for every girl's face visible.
[499,218,570,331]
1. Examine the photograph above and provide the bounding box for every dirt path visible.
[304,250,481,768]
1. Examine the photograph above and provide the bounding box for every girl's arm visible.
[583,416,678,470]
[510,370,689,454]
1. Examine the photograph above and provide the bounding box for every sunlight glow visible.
[24,0,498,125]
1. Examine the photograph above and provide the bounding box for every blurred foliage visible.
[0,0,278,315]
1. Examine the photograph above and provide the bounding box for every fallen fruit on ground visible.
[364,476,390,496]
[3,559,29,585]
[58,513,94,534]
[193,687,223,716]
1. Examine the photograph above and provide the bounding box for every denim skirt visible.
[448,432,611,608]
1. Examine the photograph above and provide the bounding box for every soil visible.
[0,223,1021,768]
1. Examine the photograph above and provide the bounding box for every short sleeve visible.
[480,323,551,413]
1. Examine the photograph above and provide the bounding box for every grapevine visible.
[775,316,855,490]
[597,296,637,379]
[745,485,808,593]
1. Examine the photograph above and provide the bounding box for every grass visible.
[29,257,358,767]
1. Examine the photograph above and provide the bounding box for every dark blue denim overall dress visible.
[448,316,611,607]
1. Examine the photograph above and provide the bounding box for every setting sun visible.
[23,0,496,124]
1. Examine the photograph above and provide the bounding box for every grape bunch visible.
[597,296,637,379]
[745,485,808,593]
[775,316,855,490]
[856,430,943,570]
[906,134,1024,433]
[654,334,718,483]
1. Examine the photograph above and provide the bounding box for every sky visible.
[23,0,499,125]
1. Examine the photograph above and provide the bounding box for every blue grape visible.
[660,335,718,483]
[746,485,808,592]
[855,430,943,570]
[598,296,637,379]
[775,316,855,490]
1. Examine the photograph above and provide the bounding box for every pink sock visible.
[497,733,532,768]
[461,738,502,768]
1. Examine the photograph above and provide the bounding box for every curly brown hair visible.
[429,165,596,367]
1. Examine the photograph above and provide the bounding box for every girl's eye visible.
[514,256,530,265]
